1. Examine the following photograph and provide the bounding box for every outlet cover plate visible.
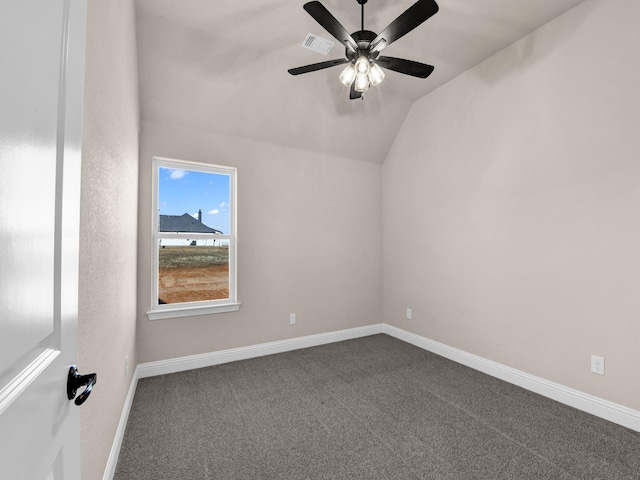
[591,355,605,375]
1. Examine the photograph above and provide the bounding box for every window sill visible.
[147,302,241,320]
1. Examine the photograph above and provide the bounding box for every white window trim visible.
[146,157,239,320]
[147,302,241,320]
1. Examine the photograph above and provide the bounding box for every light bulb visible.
[368,62,385,87]
[355,55,370,75]
[354,72,369,92]
[339,64,356,87]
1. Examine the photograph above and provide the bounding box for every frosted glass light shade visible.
[355,55,370,75]
[368,63,385,86]
[339,64,356,87]
[354,72,369,92]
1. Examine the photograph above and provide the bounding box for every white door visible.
[0,0,88,479]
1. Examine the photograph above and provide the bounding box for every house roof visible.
[159,213,223,234]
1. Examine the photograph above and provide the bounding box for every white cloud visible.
[170,169,187,179]
[207,209,219,215]
[219,202,227,208]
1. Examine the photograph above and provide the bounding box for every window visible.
[147,157,239,320]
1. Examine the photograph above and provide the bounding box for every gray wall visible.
[79,0,139,478]
[383,0,640,411]
[136,122,382,363]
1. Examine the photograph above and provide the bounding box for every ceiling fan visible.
[288,0,439,100]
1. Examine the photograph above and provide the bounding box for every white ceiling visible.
[134,0,588,164]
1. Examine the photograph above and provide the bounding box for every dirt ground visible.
[158,265,229,304]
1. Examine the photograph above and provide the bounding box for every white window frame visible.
[147,157,239,320]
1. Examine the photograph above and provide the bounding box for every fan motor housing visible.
[346,30,378,61]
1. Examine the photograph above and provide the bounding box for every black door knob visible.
[66,365,97,406]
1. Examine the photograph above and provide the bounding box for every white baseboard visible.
[383,324,640,433]
[102,366,140,480]
[137,324,384,378]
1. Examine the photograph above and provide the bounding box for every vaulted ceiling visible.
[134,0,587,164]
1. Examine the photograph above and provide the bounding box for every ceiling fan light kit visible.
[340,55,384,92]
[288,0,439,100]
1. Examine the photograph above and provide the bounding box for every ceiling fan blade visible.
[377,56,434,78]
[288,58,349,75]
[350,83,363,100]
[370,0,439,54]
[303,1,358,54]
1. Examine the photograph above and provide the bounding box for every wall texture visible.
[383,0,640,411]
[137,122,382,363]
[79,0,139,478]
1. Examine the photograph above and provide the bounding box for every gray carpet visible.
[114,335,640,479]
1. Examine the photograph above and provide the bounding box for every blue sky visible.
[159,167,230,233]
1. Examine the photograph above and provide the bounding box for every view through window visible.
[153,158,236,310]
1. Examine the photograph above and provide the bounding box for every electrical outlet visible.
[591,355,605,375]
[289,313,296,325]
[125,355,129,376]
[406,308,412,320]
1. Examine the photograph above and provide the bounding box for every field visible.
[158,246,229,304]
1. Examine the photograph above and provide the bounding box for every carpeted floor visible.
[114,334,640,479]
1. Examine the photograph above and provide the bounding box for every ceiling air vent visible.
[301,33,335,55]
